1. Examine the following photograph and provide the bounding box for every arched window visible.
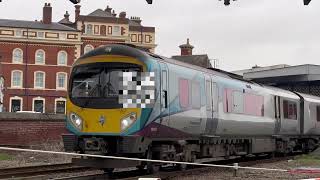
[35,49,45,64]
[34,71,45,89]
[84,44,94,54]
[56,72,67,90]
[57,51,67,65]
[86,24,93,35]
[11,70,23,88]
[12,48,23,63]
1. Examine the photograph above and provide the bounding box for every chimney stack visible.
[64,11,70,21]
[105,5,112,13]
[179,38,194,56]
[43,3,52,24]
[130,16,142,25]
[119,12,126,19]
[112,10,117,17]
[75,5,81,22]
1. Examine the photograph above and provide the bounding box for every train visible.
[62,44,320,172]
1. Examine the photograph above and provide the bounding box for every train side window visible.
[232,91,244,114]
[283,100,297,120]
[317,106,320,122]
[244,94,264,116]
[191,82,201,109]
[179,79,189,108]
[206,80,212,111]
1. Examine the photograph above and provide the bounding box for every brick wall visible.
[0,112,68,146]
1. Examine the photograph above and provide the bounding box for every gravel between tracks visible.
[171,159,320,180]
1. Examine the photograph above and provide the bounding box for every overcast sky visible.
[0,0,319,71]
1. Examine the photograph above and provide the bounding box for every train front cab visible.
[62,50,157,161]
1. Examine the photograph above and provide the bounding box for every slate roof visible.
[0,19,77,31]
[172,54,212,69]
[58,18,73,25]
[87,9,113,17]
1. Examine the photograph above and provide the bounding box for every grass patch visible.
[0,153,12,161]
[290,154,320,167]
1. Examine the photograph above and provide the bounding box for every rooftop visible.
[0,19,77,31]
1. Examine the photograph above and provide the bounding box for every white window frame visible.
[32,96,45,113]
[34,71,45,89]
[86,24,93,35]
[12,48,23,64]
[84,44,94,54]
[57,51,68,66]
[56,72,67,90]
[15,29,22,37]
[9,96,23,112]
[112,26,121,36]
[37,32,44,38]
[54,97,66,114]
[11,70,23,88]
[35,49,45,65]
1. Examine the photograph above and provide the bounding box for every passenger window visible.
[317,106,320,122]
[244,94,264,116]
[232,91,244,114]
[283,100,297,120]
[191,82,200,109]
[179,79,189,108]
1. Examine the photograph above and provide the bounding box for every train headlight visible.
[70,112,83,130]
[121,112,137,131]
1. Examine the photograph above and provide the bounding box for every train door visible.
[274,96,281,134]
[204,75,218,135]
[159,62,170,126]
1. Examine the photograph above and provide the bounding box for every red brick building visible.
[0,3,156,114]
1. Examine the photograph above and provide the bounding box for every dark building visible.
[172,39,213,69]
[233,64,320,97]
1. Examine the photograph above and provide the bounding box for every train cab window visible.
[179,79,189,108]
[191,82,200,109]
[317,106,320,122]
[283,100,297,120]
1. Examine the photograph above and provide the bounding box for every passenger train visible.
[63,44,320,171]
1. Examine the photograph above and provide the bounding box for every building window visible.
[131,34,137,42]
[57,51,67,65]
[35,49,45,64]
[113,26,120,36]
[100,25,106,36]
[94,25,99,34]
[56,72,67,90]
[60,33,66,40]
[15,30,22,37]
[11,70,23,88]
[10,97,23,112]
[145,35,152,43]
[86,24,93,35]
[84,44,94,54]
[283,100,297,120]
[55,98,66,114]
[34,71,45,89]
[12,48,23,63]
[108,26,112,35]
[33,97,45,113]
[37,32,44,38]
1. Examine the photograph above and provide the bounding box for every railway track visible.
[52,155,294,180]
[0,163,93,179]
